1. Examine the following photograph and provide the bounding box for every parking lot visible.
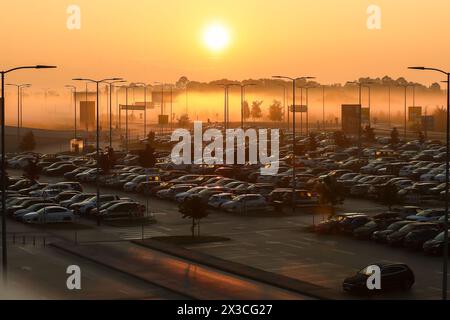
[3,130,450,299]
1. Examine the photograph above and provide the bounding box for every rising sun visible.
[203,23,230,52]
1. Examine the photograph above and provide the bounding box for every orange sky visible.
[1,0,449,88]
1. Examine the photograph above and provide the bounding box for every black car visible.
[343,263,415,293]
[46,164,78,176]
[423,230,450,255]
[353,218,401,240]
[372,220,414,243]
[403,228,440,250]
[387,222,439,246]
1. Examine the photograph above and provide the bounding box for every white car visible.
[221,194,268,213]
[23,206,75,224]
[123,175,158,192]
[70,194,120,214]
[175,186,208,203]
[208,193,234,209]
[434,172,448,183]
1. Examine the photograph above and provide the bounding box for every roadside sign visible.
[289,105,308,113]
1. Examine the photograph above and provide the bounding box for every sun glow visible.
[203,23,230,52]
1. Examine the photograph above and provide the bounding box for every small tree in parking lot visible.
[179,196,209,237]
[23,157,41,182]
[138,144,157,168]
[390,127,400,146]
[316,175,344,214]
[19,131,36,152]
[98,147,116,175]
[379,183,398,210]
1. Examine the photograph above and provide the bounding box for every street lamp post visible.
[273,76,315,213]
[322,85,325,130]
[398,84,414,140]
[65,85,78,139]
[363,84,372,127]
[275,83,288,129]
[135,82,148,139]
[6,83,31,149]
[409,66,450,300]
[217,83,238,130]
[388,86,391,128]
[104,80,126,147]
[349,81,374,158]
[235,83,256,128]
[19,84,31,129]
[73,77,123,227]
[1,65,56,281]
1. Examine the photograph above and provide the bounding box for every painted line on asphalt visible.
[331,248,356,256]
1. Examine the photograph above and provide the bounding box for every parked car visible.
[222,194,269,213]
[343,263,414,293]
[387,222,439,246]
[372,220,414,243]
[23,206,76,224]
[315,213,364,234]
[403,228,440,250]
[208,193,234,209]
[99,202,146,220]
[423,230,450,255]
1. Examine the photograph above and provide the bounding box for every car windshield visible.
[358,266,376,276]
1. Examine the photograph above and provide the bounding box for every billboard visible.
[289,105,308,113]
[409,106,422,123]
[135,102,154,109]
[341,104,361,135]
[158,115,169,125]
[80,101,95,131]
[120,104,145,111]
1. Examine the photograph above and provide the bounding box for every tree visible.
[418,130,425,144]
[178,114,190,127]
[147,131,156,145]
[379,183,398,210]
[333,131,350,148]
[316,175,344,214]
[98,147,116,175]
[433,106,446,132]
[363,125,375,142]
[308,132,318,151]
[179,196,209,237]
[242,101,251,120]
[390,127,400,145]
[138,144,157,168]
[250,100,263,121]
[23,157,41,182]
[19,131,36,152]
[268,100,283,122]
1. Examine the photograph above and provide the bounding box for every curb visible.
[132,239,335,300]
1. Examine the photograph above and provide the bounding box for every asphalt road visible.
[5,169,449,299]
[0,245,186,300]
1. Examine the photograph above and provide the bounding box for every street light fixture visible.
[272,76,315,213]
[72,77,123,227]
[409,66,450,300]
[1,64,56,281]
